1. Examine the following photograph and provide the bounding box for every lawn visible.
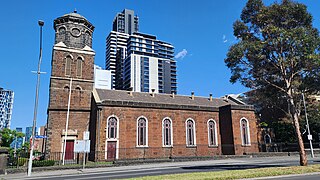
[129,164,320,180]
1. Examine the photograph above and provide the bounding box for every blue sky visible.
[1,0,319,131]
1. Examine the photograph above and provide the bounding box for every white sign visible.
[83,131,90,140]
[74,140,90,153]
[308,135,313,140]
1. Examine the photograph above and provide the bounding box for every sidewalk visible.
[1,155,319,179]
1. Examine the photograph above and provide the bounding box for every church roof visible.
[94,89,254,111]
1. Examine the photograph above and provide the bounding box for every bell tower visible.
[46,11,95,156]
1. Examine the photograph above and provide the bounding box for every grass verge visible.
[129,164,320,180]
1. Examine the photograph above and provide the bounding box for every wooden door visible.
[107,141,116,160]
[65,140,74,159]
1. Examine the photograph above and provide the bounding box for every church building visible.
[46,11,259,162]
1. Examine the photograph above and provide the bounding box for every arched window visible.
[137,116,148,146]
[65,56,72,76]
[264,134,271,144]
[76,57,83,77]
[84,31,91,46]
[208,119,217,146]
[108,117,117,139]
[58,27,66,42]
[162,118,172,146]
[240,118,251,146]
[186,119,196,146]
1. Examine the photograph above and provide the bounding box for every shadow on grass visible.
[181,164,284,171]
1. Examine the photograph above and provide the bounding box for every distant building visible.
[112,9,139,34]
[25,127,32,141]
[106,31,130,88]
[16,127,22,132]
[123,32,177,93]
[10,127,24,149]
[0,87,14,130]
[106,10,177,93]
[94,65,112,90]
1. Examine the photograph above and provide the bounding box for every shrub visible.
[18,157,28,166]
[32,160,55,167]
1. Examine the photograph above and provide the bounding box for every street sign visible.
[74,140,90,153]
[35,135,47,139]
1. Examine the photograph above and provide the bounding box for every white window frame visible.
[207,119,218,147]
[136,116,148,147]
[162,117,173,147]
[105,114,120,160]
[240,117,251,146]
[185,118,196,147]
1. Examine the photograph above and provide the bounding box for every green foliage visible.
[272,122,296,143]
[225,0,320,164]
[32,160,55,167]
[0,128,25,147]
[18,157,28,166]
[225,0,320,94]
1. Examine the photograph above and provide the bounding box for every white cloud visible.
[223,35,228,43]
[175,49,188,59]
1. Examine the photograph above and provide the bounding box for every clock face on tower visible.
[71,28,81,37]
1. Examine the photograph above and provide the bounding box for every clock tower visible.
[46,11,95,157]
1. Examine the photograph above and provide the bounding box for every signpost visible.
[74,131,90,169]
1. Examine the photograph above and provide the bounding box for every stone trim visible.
[92,89,101,103]
[50,76,94,83]
[53,44,95,55]
[47,108,91,111]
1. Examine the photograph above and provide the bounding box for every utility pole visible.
[62,78,72,165]
[302,93,314,158]
[28,20,44,176]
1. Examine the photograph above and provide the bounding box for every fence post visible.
[0,154,7,175]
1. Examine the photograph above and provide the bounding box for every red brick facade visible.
[88,90,259,161]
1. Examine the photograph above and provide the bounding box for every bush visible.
[18,157,28,166]
[32,160,55,167]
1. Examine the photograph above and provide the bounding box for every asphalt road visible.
[2,155,320,180]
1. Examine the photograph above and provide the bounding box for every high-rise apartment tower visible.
[112,9,139,34]
[0,87,14,130]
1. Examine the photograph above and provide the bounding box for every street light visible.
[27,20,44,176]
[302,92,314,158]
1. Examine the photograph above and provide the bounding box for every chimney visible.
[171,92,175,99]
[191,91,195,100]
[151,89,155,97]
[128,87,133,96]
[209,93,213,101]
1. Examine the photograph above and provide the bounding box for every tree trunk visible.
[289,97,307,166]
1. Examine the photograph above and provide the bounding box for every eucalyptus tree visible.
[225,0,320,166]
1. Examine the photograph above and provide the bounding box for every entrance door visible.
[65,140,74,159]
[107,141,116,160]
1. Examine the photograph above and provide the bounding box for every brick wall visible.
[94,106,222,160]
[46,49,94,156]
[231,109,259,155]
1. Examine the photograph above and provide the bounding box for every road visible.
[2,155,320,180]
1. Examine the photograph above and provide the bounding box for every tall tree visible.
[225,0,320,166]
